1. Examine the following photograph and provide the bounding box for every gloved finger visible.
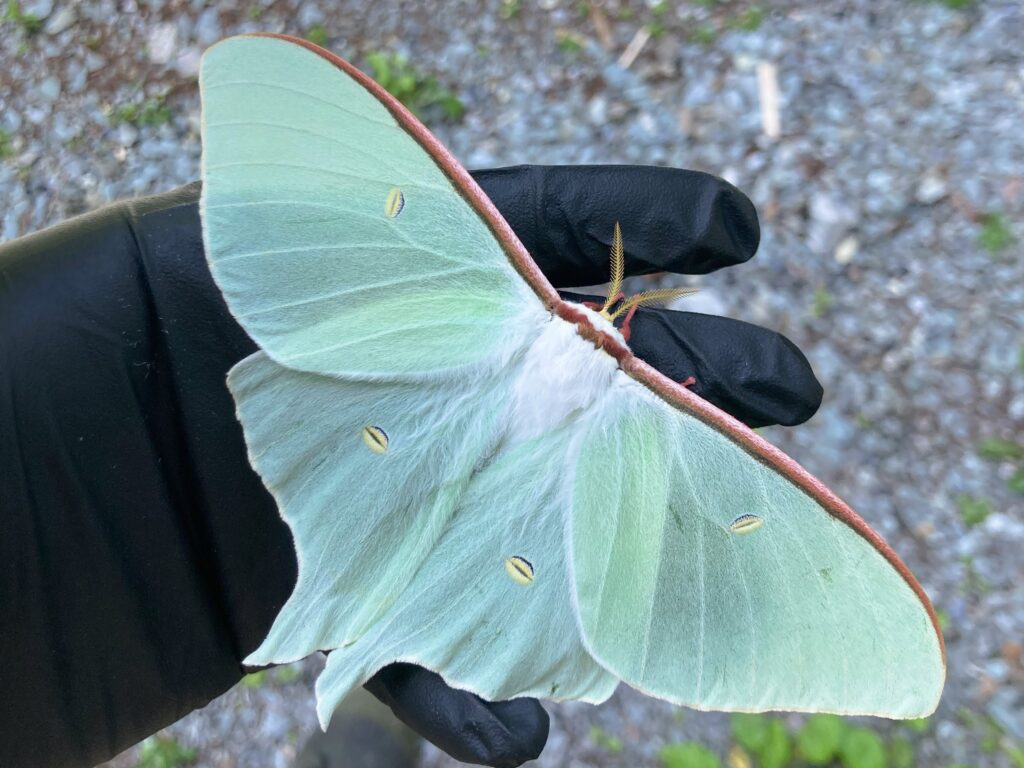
[561,292,823,428]
[470,165,759,287]
[364,663,548,768]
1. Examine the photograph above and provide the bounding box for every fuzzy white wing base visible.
[234,307,623,727]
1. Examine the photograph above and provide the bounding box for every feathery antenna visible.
[601,222,625,313]
[608,286,700,321]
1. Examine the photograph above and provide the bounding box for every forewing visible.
[569,383,945,718]
[199,35,541,378]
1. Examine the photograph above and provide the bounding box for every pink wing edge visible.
[245,32,946,668]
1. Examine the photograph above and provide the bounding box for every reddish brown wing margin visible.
[245,33,946,666]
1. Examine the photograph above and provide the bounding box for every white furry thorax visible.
[505,302,627,444]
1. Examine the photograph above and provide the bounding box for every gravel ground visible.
[2,1,1022,766]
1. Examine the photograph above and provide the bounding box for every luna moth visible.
[197,33,946,731]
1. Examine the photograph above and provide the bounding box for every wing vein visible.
[204,80,397,127]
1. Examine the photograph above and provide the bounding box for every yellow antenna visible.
[600,222,625,316]
[608,286,700,321]
[596,223,698,326]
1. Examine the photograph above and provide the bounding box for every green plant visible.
[555,30,585,55]
[978,212,1015,254]
[732,713,771,753]
[958,708,1004,754]
[1009,468,1024,495]
[135,735,196,768]
[247,5,263,20]
[729,6,764,31]
[978,437,1024,495]
[978,438,1024,461]
[589,725,623,753]
[760,719,794,768]
[364,51,465,122]
[646,1,669,37]
[888,736,915,768]
[838,726,886,768]
[904,716,931,733]
[660,741,722,768]
[924,0,976,9]
[241,670,268,688]
[955,494,991,527]
[689,24,717,44]
[797,714,843,765]
[960,555,991,595]
[305,23,328,46]
[109,95,173,128]
[812,286,834,318]
[275,664,301,683]
[499,0,521,20]
[3,0,42,35]
[0,129,13,160]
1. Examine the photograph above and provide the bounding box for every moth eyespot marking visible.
[504,556,534,585]
[384,187,405,218]
[729,514,764,535]
[361,425,389,454]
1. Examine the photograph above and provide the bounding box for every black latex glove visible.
[0,166,821,768]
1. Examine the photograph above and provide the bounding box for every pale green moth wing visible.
[199,34,542,378]
[199,32,945,727]
[231,350,513,663]
[232,351,617,728]
[569,381,946,718]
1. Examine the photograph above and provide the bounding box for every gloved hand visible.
[0,165,821,768]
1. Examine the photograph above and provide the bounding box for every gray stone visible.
[147,22,178,65]
[21,0,52,18]
[195,7,221,46]
[43,5,75,35]
[37,76,61,102]
[915,173,948,205]
[116,122,138,146]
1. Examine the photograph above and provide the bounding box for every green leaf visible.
[274,664,301,683]
[904,716,931,733]
[1009,468,1024,495]
[812,286,834,318]
[660,742,722,768]
[1005,743,1024,768]
[955,495,991,528]
[363,51,464,123]
[797,714,844,765]
[889,736,915,768]
[978,438,1024,461]
[728,6,764,31]
[589,725,623,753]
[136,735,197,768]
[978,212,1015,254]
[839,727,887,768]
[241,670,267,688]
[305,24,328,47]
[0,128,13,160]
[760,719,793,768]
[731,713,770,753]
[689,24,717,44]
